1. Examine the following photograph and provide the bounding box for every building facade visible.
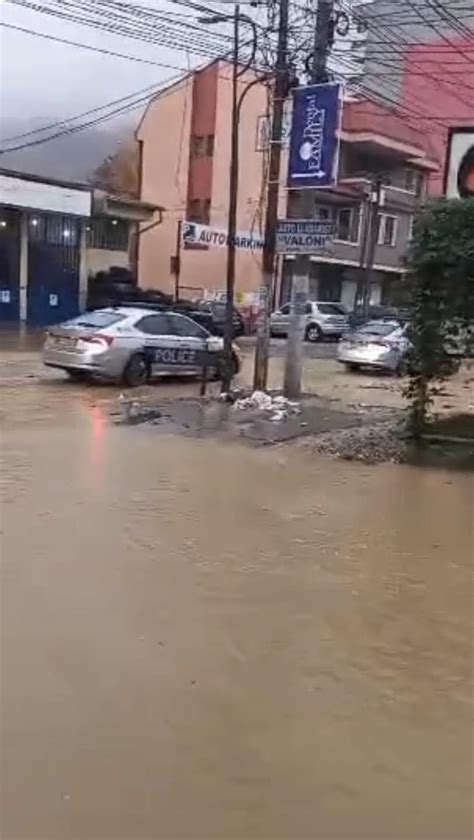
[281,97,437,308]
[360,1,474,193]
[137,60,277,301]
[137,63,436,310]
[0,169,157,326]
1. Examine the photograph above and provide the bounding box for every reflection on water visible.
[1,367,473,840]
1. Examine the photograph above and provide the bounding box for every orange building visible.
[137,60,279,302]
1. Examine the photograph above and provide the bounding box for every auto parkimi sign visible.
[182,221,264,250]
[275,219,336,254]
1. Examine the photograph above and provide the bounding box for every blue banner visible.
[288,83,342,189]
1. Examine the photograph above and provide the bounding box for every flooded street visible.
[1,344,473,839]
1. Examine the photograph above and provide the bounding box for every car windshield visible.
[357,321,399,336]
[63,311,126,329]
[318,304,346,315]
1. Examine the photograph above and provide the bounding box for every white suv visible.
[270,301,350,342]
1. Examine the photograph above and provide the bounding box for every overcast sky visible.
[0,0,373,131]
[0,0,205,129]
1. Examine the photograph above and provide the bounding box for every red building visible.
[399,33,474,194]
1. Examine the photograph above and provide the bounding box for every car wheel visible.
[215,352,239,382]
[345,363,360,372]
[396,358,408,377]
[305,324,322,343]
[123,354,149,387]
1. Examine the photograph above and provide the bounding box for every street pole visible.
[222,4,240,392]
[283,0,335,399]
[199,5,256,391]
[253,0,290,392]
[173,219,182,302]
[361,176,383,321]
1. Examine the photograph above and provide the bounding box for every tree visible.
[405,199,474,433]
[91,135,139,198]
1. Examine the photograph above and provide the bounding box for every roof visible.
[0,166,90,193]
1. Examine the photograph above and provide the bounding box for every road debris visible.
[233,390,301,422]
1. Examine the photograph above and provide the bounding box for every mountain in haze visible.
[0,116,135,183]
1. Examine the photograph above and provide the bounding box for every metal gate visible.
[27,214,80,327]
[0,210,20,322]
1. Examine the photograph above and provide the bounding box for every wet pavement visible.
[1,338,473,839]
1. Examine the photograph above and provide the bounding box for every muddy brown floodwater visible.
[1,344,473,840]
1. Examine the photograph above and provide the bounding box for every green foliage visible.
[405,199,474,434]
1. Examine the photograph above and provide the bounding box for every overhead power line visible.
[0,21,191,72]
[0,73,190,155]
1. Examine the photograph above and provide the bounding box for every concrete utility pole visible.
[222,4,240,392]
[253,0,290,392]
[361,175,383,321]
[283,0,335,399]
[200,6,257,391]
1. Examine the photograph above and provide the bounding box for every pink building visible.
[400,34,474,194]
[137,60,276,301]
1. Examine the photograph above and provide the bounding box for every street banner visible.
[444,127,474,198]
[275,219,335,254]
[182,221,264,250]
[288,83,342,189]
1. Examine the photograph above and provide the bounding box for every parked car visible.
[196,300,245,337]
[338,319,410,373]
[43,307,240,386]
[270,301,350,342]
[348,305,408,329]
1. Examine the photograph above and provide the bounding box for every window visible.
[358,321,400,336]
[314,204,332,221]
[408,215,415,241]
[87,218,129,251]
[403,169,416,192]
[206,134,215,157]
[280,303,291,315]
[187,198,211,224]
[29,213,80,246]
[187,199,201,222]
[378,214,398,246]
[168,313,209,338]
[336,207,360,244]
[191,135,206,158]
[191,134,214,158]
[403,168,424,196]
[317,303,346,315]
[135,314,174,335]
[65,312,126,329]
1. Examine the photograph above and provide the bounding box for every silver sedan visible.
[43,307,240,386]
[338,320,410,373]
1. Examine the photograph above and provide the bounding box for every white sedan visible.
[338,320,410,374]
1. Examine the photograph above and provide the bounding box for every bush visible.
[405,199,474,433]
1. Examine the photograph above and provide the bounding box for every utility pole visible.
[361,175,383,321]
[172,219,182,302]
[253,0,290,392]
[283,0,335,399]
[222,4,240,391]
[200,6,257,391]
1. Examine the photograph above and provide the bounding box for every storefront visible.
[279,257,405,311]
[0,170,91,326]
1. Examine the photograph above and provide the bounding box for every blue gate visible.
[27,214,80,327]
[0,210,21,322]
